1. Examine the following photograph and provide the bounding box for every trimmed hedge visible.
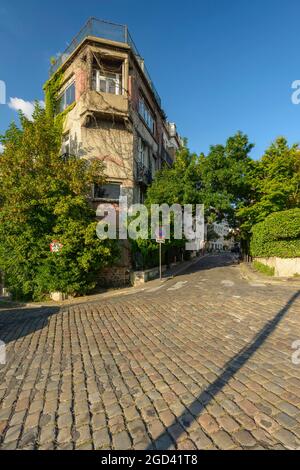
[251,209,300,258]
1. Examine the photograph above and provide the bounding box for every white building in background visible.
[208,220,235,252]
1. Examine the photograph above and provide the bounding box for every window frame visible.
[57,80,75,113]
[93,182,122,201]
[138,95,155,134]
[93,69,122,96]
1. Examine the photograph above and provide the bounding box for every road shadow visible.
[0,306,60,345]
[147,289,300,450]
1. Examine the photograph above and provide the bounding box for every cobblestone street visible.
[0,254,300,450]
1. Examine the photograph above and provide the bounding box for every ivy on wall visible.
[44,70,64,120]
[44,69,76,136]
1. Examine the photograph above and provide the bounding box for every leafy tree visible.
[0,105,119,300]
[197,132,254,223]
[237,137,300,235]
[147,132,253,226]
[146,146,201,206]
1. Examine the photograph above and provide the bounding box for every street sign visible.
[50,241,63,253]
[155,227,166,281]
[155,227,166,243]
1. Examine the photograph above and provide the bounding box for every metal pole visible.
[159,243,162,281]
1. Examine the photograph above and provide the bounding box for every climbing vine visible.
[44,68,76,134]
[44,69,64,120]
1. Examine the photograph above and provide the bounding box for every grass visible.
[253,260,275,277]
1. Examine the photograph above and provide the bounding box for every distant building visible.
[207,220,235,251]
[48,18,182,285]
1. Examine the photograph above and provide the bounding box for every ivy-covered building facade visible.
[46,18,182,285]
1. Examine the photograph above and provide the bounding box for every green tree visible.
[147,132,253,223]
[0,105,119,300]
[198,131,254,223]
[237,137,300,235]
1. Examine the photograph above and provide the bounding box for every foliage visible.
[198,132,254,223]
[237,138,300,235]
[253,261,275,277]
[250,209,300,258]
[0,105,119,300]
[44,70,64,120]
[207,225,220,242]
[147,132,253,224]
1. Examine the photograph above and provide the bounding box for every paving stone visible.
[233,430,256,448]
[211,430,236,450]
[113,431,131,450]
[277,402,300,418]
[275,412,298,429]
[217,415,240,433]
[189,429,213,449]
[273,429,300,449]
[93,428,110,449]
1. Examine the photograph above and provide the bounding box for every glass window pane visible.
[94,184,121,200]
[66,83,75,107]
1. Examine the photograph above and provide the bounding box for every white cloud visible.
[8,97,45,120]
[0,142,4,153]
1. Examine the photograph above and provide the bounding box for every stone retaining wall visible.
[255,257,300,277]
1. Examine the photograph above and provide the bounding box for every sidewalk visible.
[0,255,205,310]
[240,261,300,286]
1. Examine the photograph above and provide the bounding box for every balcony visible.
[136,161,153,186]
[162,148,174,167]
[50,17,162,108]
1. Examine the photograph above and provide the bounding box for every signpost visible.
[156,227,166,281]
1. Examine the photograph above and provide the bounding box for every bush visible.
[251,209,300,258]
[0,107,119,300]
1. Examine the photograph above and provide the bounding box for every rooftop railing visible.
[50,17,161,107]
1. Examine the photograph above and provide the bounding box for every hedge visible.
[251,209,300,258]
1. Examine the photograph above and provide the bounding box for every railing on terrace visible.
[50,17,161,107]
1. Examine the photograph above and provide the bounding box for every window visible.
[138,96,155,133]
[57,81,75,113]
[94,183,121,201]
[92,69,121,95]
[138,137,146,164]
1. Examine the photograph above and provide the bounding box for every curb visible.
[240,262,300,286]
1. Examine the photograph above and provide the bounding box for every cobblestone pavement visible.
[1,254,300,450]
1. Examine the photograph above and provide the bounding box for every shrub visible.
[251,209,300,258]
[0,107,119,300]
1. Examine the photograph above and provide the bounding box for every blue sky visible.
[1,0,300,159]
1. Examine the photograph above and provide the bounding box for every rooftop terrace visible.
[50,17,161,107]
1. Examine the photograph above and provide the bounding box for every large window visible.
[94,183,121,201]
[57,81,75,113]
[92,69,121,95]
[138,96,155,133]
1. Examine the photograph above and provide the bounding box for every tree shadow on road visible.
[147,289,300,450]
[0,306,60,345]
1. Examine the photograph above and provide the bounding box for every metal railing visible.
[50,17,161,107]
[136,161,153,186]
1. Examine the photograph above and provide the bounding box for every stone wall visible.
[98,267,131,287]
[255,257,300,277]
